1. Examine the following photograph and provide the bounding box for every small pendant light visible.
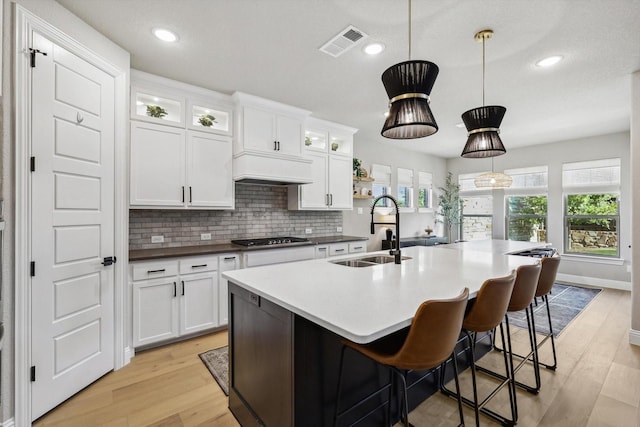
[474,157,513,189]
[381,0,439,139]
[461,29,507,158]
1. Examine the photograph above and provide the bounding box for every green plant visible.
[436,172,461,242]
[353,158,362,177]
[305,136,312,146]
[198,114,217,127]
[146,105,168,118]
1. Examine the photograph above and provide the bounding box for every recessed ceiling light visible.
[153,28,178,43]
[535,55,563,67]
[363,42,385,55]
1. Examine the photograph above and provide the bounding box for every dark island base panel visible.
[228,282,489,427]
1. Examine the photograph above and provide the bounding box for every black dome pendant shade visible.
[460,105,507,158]
[381,60,440,139]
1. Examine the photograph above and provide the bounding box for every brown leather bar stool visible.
[531,256,561,370]
[482,263,543,401]
[333,288,469,427]
[441,270,517,427]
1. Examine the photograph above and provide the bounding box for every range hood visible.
[233,151,313,186]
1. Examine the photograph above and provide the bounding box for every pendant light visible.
[381,0,439,139]
[474,157,513,189]
[461,29,507,158]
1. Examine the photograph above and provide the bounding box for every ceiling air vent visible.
[319,25,369,58]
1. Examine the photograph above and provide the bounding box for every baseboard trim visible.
[630,329,640,347]
[555,273,631,291]
[123,346,134,367]
[1,417,16,427]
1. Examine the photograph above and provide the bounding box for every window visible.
[417,171,433,211]
[458,172,487,192]
[397,168,414,209]
[504,166,548,242]
[563,159,620,257]
[461,196,493,241]
[370,164,391,207]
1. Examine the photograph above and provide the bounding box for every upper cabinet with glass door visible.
[131,70,233,136]
[304,117,355,157]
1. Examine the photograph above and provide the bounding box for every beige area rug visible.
[199,346,228,396]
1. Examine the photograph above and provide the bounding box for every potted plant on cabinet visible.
[436,172,461,243]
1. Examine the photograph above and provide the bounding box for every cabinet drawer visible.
[179,255,218,274]
[348,242,366,254]
[329,243,349,257]
[132,259,179,281]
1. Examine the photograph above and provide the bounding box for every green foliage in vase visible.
[305,136,312,146]
[436,172,461,241]
[353,158,362,177]
[198,114,217,127]
[146,105,168,118]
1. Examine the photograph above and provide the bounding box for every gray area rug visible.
[507,283,601,336]
[199,346,228,396]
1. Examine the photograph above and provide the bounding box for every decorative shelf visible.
[353,176,374,182]
[353,194,373,199]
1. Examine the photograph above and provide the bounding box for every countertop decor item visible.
[437,172,461,243]
[198,113,217,127]
[353,158,362,177]
[381,0,439,139]
[146,104,167,118]
[331,142,339,151]
[460,29,507,158]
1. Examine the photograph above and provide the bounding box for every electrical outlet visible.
[357,207,363,214]
[201,233,212,241]
[305,228,312,234]
[337,226,343,232]
[151,235,164,243]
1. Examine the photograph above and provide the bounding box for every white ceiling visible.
[56,0,640,158]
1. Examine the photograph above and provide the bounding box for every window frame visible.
[460,195,493,241]
[563,192,620,258]
[370,163,392,209]
[396,167,414,212]
[417,171,433,212]
[505,194,548,242]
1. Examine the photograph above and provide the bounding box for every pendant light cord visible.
[408,0,412,60]
[482,35,486,106]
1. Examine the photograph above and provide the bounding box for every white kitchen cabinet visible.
[315,241,367,258]
[242,245,315,268]
[130,70,234,209]
[289,118,357,210]
[131,255,222,348]
[218,253,240,325]
[232,92,313,184]
[130,123,234,209]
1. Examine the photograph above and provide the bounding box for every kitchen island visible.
[223,241,543,426]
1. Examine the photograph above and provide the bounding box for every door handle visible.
[147,268,165,274]
[182,186,185,203]
[181,280,185,296]
[101,256,116,266]
[274,140,277,151]
[329,194,333,206]
[173,282,177,297]
[189,186,192,203]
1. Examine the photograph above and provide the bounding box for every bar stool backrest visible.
[463,270,517,333]
[508,263,542,312]
[391,288,469,371]
[535,256,561,298]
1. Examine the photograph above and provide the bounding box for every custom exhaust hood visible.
[233,150,313,186]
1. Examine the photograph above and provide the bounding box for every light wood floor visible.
[34,288,640,427]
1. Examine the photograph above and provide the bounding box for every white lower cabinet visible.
[315,241,367,258]
[218,253,240,326]
[132,255,222,348]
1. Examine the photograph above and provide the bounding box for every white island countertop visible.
[223,241,543,344]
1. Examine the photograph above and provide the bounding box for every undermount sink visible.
[331,255,412,267]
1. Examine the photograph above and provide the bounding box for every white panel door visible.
[179,273,219,335]
[242,106,276,152]
[132,278,179,347]
[187,131,233,208]
[328,155,353,210]
[130,121,185,207]
[30,32,115,420]
[299,152,329,209]
[276,114,303,156]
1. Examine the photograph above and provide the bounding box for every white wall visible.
[447,131,631,288]
[1,0,130,422]
[342,136,448,252]
[631,71,640,342]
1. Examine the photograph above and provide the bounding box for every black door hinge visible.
[30,261,35,277]
[31,366,36,382]
[30,156,36,172]
[29,48,48,68]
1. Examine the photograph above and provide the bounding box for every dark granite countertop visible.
[129,235,369,261]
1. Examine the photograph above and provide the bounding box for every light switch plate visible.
[357,207,363,214]
[201,233,212,240]
[151,235,164,243]
[337,226,343,232]
[305,228,312,234]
